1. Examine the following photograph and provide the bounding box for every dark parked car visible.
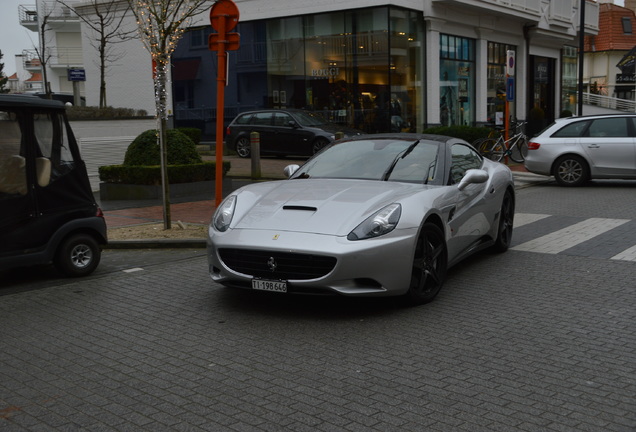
[0,94,107,276]
[225,109,362,158]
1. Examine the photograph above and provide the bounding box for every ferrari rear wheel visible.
[492,190,514,253]
[404,223,448,305]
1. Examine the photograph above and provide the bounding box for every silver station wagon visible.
[525,114,636,186]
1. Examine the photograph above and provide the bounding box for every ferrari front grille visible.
[218,248,337,280]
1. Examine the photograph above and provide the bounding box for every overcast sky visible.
[0,0,39,75]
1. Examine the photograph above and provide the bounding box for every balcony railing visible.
[22,47,83,69]
[18,4,38,28]
[583,93,636,112]
[18,1,79,25]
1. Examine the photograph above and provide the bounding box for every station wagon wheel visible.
[404,223,448,305]
[54,234,101,277]
[312,138,330,154]
[235,136,251,158]
[492,190,514,253]
[554,155,589,187]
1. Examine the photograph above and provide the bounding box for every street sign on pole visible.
[506,50,515,76]
[506,77,515,101]
[67,68,86,82]
[209,0,240,206]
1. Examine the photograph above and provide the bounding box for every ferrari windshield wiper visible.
[382,140,420,181]
[423,160,436,185]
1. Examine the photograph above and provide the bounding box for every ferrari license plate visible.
[252,279,287,293]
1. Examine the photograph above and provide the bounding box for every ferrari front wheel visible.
[403,223,448,306]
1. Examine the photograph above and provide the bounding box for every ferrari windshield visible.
[291,138,439,183]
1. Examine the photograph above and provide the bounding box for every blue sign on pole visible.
[67,69,86,82]
[506,77,515,101]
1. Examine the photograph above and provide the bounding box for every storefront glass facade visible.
[561,46,578,116]
[487,42,516,126]
[277,8,423,132]
[223,6,425,133]
[439,35,475,127]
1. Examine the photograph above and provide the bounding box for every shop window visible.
[260,7,423,133]
[440,35,475,126]
[487,42,516,126]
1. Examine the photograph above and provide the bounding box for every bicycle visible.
[480,121,528,163]
[471,127,503,156]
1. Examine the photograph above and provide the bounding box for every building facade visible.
[20,0,600,138]
[585,1,636,101]
[171,0,599,138]
[18,0,85,97]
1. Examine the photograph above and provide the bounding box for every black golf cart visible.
[0,94,107,277]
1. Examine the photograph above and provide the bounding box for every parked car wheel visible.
[54,234,101,277]
[554,155,589,187]
[312,137,330,154]
[235,136,251,158]
[492,190,514,252]
[404,223,448,305]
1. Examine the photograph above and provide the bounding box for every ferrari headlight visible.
[212,195,237,232]
[347,203,401,240]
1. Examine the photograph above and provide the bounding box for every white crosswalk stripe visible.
[611,245,636,262]
[512,216,630,255]
[514,213,550,228]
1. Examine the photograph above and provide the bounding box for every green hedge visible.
[98,161,230,185]
[123,129,202,166]
[422,125,492,143]
[66,106,149,120]
[176,127,202,145]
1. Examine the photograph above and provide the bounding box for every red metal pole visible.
[215,17,227,207]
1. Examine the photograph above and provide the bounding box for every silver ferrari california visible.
[207,134,515,305]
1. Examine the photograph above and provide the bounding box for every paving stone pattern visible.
[0,248,634,431]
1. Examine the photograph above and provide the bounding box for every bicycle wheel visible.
[486,139,506,162]
[508,136,528,163]
[475,138,496,158]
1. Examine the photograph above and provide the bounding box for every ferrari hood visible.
[231,179,426,236]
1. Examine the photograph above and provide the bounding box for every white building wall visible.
[77,4,167,113]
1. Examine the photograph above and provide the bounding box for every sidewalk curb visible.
[105,239,207,249]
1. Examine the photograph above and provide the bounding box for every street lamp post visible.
[578,0,586,116]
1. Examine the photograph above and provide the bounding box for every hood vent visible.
[283,205,317,212]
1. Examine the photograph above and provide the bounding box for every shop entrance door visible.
[527,56,555,137]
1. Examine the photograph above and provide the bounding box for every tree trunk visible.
[155,56,171,229]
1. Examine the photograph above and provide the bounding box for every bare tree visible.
[31,3,56,98]
[128,0,210,229]
[59,0,137,108]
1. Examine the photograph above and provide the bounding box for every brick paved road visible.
[1,181,635,431]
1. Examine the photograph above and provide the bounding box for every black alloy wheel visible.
[404,223,448,305]
[492,190,514,253]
